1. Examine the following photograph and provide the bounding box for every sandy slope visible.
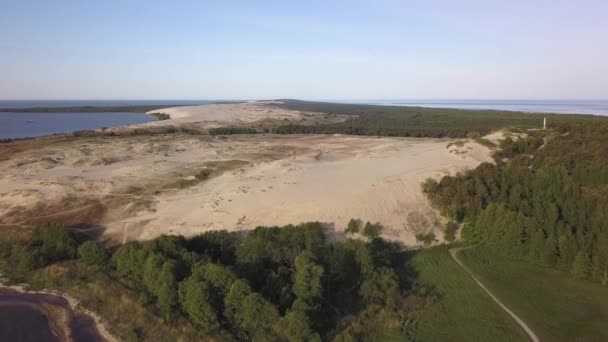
[123,135,492,244]
[0,102,495,246]
[146,101,296,122]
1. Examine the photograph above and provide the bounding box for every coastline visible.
[0,277,118,342]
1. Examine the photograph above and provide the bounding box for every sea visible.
[352,99,608,116]
[1,99,607,140]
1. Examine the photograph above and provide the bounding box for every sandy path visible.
[449,246,540,342]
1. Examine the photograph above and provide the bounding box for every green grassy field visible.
[459,247,608,341]
[407,247,528,341]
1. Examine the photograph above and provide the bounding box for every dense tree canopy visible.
[423,119,608,284]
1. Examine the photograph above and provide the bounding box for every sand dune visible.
[0,103,496,246]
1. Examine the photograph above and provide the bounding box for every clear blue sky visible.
[1,0,607,100]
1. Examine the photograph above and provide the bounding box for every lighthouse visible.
[543,117,547,130]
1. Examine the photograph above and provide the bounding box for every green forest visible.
[0,222,426,341]
[269,100,598,138]
[423,117,608,284]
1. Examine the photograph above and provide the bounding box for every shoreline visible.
[0,278,118,342]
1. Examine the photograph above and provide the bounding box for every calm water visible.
[0,100,219,139]
[0,290,104,342]
[358,99,608,116]
[0,305,59,342]
[0,112,155,139]
[0,99,213,109]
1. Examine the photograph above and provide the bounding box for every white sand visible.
[126,135,492,245]
[0,102,497,246]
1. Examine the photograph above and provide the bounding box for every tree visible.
[192,263,237,296]
[238,293,280,339]
[273,310,321,342]
[77,241,110,266]
[178,277,219,331]
[112,243,149,283]
[224,280,279,339]
[362,222,381,240]
[143,254,165,294]
[224,280,252,324]
[33,223,78,261]
[558,232,577,271]
[571,251,591,279]
[345,219,360,235]
[541,234,557,267]
[359,267,399,306]
[460,219,480,242]
[156,261,178,314]
[293,252,324,303]
[527,229,544,263]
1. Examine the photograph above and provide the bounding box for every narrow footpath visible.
[449,246,540,342]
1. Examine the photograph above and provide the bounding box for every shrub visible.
[149,112,171,120]
[415,232,437,246]
[11,245,47,271]
[444,222,459,242]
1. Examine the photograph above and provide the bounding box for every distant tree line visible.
[208,127,259,135]
[269,100,600,138]
[423,118,608,284]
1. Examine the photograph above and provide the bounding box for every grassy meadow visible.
[407,247,528,341]
[459,247,608,342]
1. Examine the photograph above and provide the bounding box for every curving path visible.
[449,246,540,342]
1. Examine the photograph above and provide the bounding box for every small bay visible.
[0,112,154,139]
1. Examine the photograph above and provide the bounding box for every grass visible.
[459,246,608,341]
[408,247,528,341]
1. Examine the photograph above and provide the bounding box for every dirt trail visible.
[449,245,540,342]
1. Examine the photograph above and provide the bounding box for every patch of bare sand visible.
[147,101,300,122]
[105,135,493,245]
[100,101,349,135]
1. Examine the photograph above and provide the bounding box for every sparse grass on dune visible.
[408,247,528,341]
[459,247,608,342]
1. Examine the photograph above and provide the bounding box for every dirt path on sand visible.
[449,245,540,342]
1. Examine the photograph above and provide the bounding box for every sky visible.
[1,0,607,100]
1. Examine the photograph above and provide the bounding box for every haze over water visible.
[356,99,608,116]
